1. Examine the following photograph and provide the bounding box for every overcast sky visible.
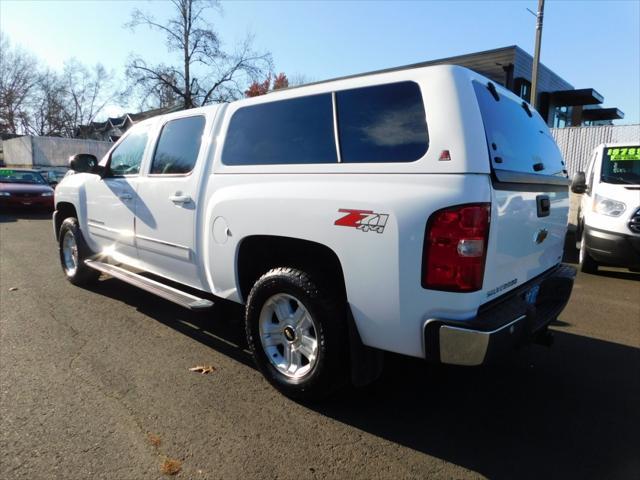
[2,0,638,123]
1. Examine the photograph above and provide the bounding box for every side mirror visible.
[571,171,587,194]
[68,154,98,174]
[49,180,59,187]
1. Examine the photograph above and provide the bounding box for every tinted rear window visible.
[222,94,337,165]
[336,81,428,163]
[473,80,566,180]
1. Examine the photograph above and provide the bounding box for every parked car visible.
[0,168,55,211]
[43,169,68,187]
[571,143,640,273]
[53,65,575,400]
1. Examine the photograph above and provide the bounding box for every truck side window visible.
[109,128,149,176]
[150,116,206,174]
[335,81,428,163]
[222,94,337,165]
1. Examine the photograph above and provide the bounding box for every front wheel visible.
[58,217,100,285]
[245,267,348,401]
[579,235,598,274]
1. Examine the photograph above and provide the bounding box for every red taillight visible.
[422,203,490,292]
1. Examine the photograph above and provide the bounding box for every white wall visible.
[2,136,112,168]
[551,124,640,176]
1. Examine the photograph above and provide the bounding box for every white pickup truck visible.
[54,65,575,400]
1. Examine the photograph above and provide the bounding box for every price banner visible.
[607,147,640,161]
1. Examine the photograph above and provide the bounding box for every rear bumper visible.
[424,264,576,366]
[584,226,640,268]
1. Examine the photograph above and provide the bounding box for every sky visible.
[1,0,638,123]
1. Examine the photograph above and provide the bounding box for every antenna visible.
[530,0,545,109]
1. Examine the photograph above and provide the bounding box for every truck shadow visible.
[85,278,639,480]
[316,336,640,480]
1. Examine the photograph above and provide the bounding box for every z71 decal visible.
[334,209,389,233]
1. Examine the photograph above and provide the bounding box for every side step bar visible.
[85,260,213,311]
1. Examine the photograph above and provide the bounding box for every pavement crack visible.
[67,337,88,371]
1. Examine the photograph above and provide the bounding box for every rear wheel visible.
[579,235,598,274]
[245,267,348,401]
[58,217,99,285]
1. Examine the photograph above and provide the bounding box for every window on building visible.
[552,106,571,128]
[109,127,149,176]
[514,78,532,102]
[150,116,206,174]
[335,82,428,163]
[222,94,337,165]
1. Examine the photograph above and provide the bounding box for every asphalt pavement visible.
[1,212,639,479]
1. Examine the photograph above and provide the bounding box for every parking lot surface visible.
[1,213,639,479]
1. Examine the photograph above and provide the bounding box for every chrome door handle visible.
[119,193,133,201]
[169,194,192,204]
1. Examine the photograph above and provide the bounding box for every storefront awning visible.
[550,88,604,106]
[581,108,625,121]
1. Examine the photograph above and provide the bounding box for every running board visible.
[84,260,213,311]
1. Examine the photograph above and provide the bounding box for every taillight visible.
[422,203,490,292]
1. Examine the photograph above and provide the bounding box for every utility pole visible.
[530,0,545,108]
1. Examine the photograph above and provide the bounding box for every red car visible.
[0,168,55,211]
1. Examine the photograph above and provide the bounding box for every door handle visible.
[169,194,192,204]
[119,193,133,201]
[536,194,550,217]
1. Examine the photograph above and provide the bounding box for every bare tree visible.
[125,0,272,109]
[0,34,39,134]
[288,73,314,87]
[1,34,122,137]
[27,70,68,137]
[61,59,120,137]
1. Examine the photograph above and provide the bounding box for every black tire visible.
[58,217,100,285]
[579,239,598,274]
[245,267,348,401]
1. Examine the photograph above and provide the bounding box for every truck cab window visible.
[109,128,149,176]
[222,94,337,165]
[150,116,206,174]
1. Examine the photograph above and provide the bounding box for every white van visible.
[54,65,576,400]
[571,143,640,273]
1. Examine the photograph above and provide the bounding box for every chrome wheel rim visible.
[62,231,79,277]
[579,236,585,264]
[258,293,318,379]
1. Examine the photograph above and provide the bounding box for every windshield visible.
[601,146,640,185]
[0,169,48,185]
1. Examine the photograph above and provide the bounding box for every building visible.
[75,105,182,142]
[418,45,624,128]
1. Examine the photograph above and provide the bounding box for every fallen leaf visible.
[9,287,18,292]
[147,433,161,447]
[189,365,216,375]
[161,458,182,476]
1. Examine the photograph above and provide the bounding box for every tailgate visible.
[472,78,570,299]
[484,188,569,300]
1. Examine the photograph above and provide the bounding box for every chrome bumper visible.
[437,315,526,366]
[424,264,576,366]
